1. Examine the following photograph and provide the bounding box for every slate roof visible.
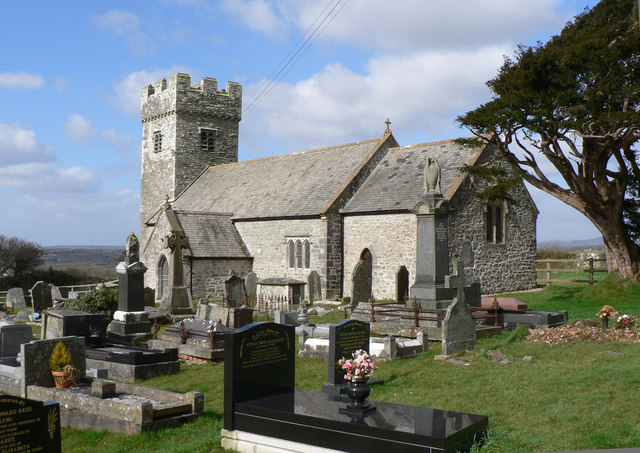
[172,137,389,219]
[174,211,251,258]
[341,139,484,214]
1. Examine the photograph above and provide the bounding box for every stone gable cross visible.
[164,230,189,287]
[384,117,391,134]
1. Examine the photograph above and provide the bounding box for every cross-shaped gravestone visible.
[445,261,471,294]
[440,261,476,356]
[164,230,189,287]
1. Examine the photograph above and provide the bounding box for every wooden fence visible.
[536,258,607,286]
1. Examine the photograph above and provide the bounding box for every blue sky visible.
[0,0,601,246]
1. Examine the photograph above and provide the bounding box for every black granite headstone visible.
[0,393,61,453]
[328,319,370,385]
[224,322,295,430]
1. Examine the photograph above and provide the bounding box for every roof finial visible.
[384,118,391,135]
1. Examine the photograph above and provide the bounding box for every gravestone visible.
[307,271,322,302]
[160,229,193,314]
[31,281,52,312]
[108,233,152,345]
[396,265,409,302]
[245,272,258,300]
[224,322,295,431]
[0,320,33,357]
[50,284,63,301]
[351,260,371,305]
[462,241,474,267]
[7,288,26,309]
[224,272,247,308]
[327,319,370,386]
[440,262,476,356]
[44,310,109,347]
[0,394,61,453]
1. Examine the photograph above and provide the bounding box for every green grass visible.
[58,274,640,452]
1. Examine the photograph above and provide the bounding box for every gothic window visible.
[486,204,505,243]
[287,237,311,269]
[153,131,162,153]
[296,240,303,268]
[304,240,311,269]
[159,255,169,299]
[200,129,216,152]
[288,240,295,268]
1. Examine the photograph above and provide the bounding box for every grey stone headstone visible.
[351,260,371,305]
[224,273,247,308]
[307,271,322,302]
[441,296,476,355]
[7,288,26,309]
[50,285,62,300]
[245,272,258,300]
[30,281,52,312]
[0,321,33,357]
[396,265,409,302]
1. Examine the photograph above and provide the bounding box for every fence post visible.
[370,296,376,323]
[589,257,594,285]
[492,297,500,327]
[413,297,419,328]
[546,260,552,287]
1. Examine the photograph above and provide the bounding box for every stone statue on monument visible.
[125,232,139,265]
[424,157,442,195]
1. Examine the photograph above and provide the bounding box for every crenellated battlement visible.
[141,73,242,102]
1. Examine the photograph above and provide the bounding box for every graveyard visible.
[0,271,638,451]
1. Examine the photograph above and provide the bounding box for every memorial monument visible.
[160,229,194,315]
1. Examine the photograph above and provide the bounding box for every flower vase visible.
[346,377,371,409]
[602,317,609,329]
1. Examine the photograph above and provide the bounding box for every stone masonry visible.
[140,74,242,236]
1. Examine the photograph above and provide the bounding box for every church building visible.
[139,73,538,302]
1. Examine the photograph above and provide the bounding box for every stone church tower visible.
[139,73,242,236]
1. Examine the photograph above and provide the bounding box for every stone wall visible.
[447,148,537,294]
[235,218,341,299]
[188,258,253,300]
[343,213,417,300]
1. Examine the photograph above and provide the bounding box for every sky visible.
[0,0,603,246]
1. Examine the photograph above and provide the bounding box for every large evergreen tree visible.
[457,0,640,279]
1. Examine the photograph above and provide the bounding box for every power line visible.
[243,0,349,118]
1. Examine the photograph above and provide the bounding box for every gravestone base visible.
[108,310,153,345]
[160,287,194,315]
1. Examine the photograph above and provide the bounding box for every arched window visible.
[158,255,169,299]
[304,240,311,269]
[486,203,506,243]
[296,240,303,268]
[288,240,295,268]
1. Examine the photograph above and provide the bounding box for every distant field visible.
[40,247,124,279]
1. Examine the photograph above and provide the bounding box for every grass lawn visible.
[60,273,640,452]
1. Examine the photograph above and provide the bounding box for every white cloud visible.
[62,114,98,145]
[0,72,44,89]
[0,163,98,193]
[241,46,506,153]
[93,10,154,54]
[102,128,139,157]
[0,123,55,166]
[220,0,290,38]
[108,66,191,115]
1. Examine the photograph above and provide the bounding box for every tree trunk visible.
[599,226,640,280]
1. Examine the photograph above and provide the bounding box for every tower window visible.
[153,131,162,153]
[200,129,216,152]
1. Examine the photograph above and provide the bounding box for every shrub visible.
[49,341,71,371]
[78,287,118,318]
